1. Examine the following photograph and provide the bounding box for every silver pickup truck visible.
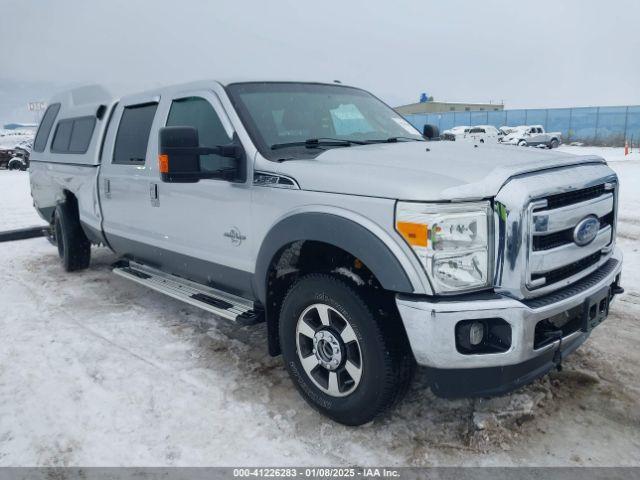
[500,125,562,148]
[29,80,623,425]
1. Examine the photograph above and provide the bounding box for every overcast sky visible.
[1,0,639,122]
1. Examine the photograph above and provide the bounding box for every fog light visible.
[455,318,512,354]
[469,321,485,346]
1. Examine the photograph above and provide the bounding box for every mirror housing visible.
[422,124,440,140]
[158,126,245,183]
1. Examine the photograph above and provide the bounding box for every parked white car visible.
[500,125,561,148]
[441,125,470,141]
[464,125,501,143]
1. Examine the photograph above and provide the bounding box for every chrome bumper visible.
[397,248,623,369]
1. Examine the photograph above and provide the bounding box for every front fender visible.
[253,211,421,304]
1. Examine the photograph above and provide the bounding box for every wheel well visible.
[264,240,396,356]
[50,190,82,234]
[56,190,79,221]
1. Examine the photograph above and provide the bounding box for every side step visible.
[113,261,263,325]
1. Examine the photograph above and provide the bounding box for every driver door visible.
[143,90,254,298]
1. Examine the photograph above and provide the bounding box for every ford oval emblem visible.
[573,215,600,246]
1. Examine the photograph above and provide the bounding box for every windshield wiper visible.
[271,138,365,150]
[363,136,424,144]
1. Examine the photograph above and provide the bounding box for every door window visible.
[113,103,158,165]
[166,96,233,173]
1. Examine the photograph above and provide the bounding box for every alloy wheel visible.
[295,303,363,397]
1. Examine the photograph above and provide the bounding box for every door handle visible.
[103,178,111,199]
[150,182,159,207]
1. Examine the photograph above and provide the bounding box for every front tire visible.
[54,201,91,272]
[518,140,528,147]
[279,274,414,425]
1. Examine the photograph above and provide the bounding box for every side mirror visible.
[158,126,245,183]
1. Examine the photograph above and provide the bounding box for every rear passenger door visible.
[99,97,160,257]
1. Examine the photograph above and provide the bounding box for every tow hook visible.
[545,330,564,372]
[611,284,625,296]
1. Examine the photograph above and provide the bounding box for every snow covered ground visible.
[558,145,636,163]
[0,129,33,151]
[0,171,46,230]
[0,148,639,467]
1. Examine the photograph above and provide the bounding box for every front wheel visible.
[518,140,528,147]
[279,274,415,425]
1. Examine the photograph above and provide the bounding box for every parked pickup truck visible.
[500,125,562,148]
[30,81,623,426]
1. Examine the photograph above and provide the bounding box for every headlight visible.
[396,201,492,293]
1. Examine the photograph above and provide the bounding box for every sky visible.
[1,0,639,123]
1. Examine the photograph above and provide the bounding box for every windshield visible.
[226,82,424,160]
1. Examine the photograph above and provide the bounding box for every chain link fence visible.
[404,105,640,146]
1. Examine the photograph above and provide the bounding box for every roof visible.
[118,78,357,103]
[47,85,113,119]
[215,77,350,87]
[49,79,361,112]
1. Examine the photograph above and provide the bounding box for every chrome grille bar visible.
[530,226,611,274]
[532,193,613,235]
[493,163,618,300]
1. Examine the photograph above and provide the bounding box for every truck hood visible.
[271,141,606,201]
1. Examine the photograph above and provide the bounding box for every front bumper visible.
[396,247,623,397]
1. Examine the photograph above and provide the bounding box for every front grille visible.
[531,251,602,285]
[541,184,606,210]
[532,212,614,251]
[599,211,614,229]
[527,181,616,291]
[532,229,574,251]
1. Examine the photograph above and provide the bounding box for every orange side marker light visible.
[397,221,428,247]
[159,154,169,173]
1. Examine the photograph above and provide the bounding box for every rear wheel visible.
[54,201,91,271]
[550,138,559,149]
[8,158,27,171]
[279,274,415,425]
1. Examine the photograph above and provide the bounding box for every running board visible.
[112,261,263,325]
